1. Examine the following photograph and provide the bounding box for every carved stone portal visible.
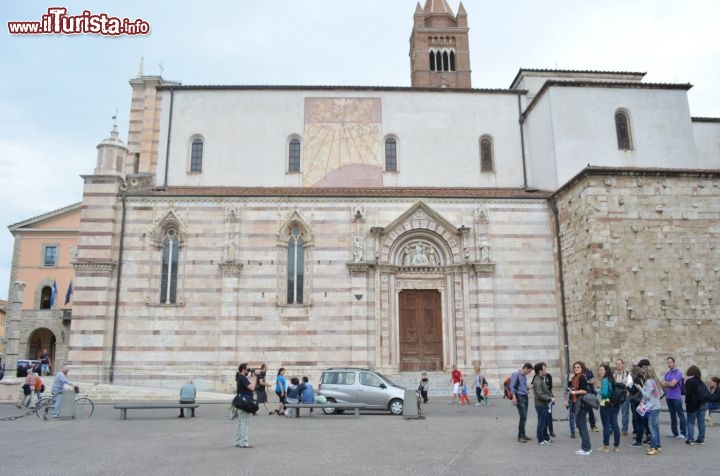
[401,241,437,266]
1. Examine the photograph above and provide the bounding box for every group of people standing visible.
[233,363,316,449]
[509,356,719,457]
[447,363,490,406]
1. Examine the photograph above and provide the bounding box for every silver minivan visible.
[317,368,407,415]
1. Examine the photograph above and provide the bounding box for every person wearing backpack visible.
[684,365,710,445]
[662,356,687,440]
[598,363,621,453]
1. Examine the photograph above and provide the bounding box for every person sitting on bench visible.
[178,380,197,418]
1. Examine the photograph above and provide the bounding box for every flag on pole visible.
[49,280,58,308]
[64,280,74,305]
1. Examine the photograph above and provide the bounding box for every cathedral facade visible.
[6,1,719,389]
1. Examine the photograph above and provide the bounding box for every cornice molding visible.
[73,261,117,274]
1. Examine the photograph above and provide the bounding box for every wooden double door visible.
[399,289,443,372]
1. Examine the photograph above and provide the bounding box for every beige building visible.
[5,1,720,391]
[5,203,80,371]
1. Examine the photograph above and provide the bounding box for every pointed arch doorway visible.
[399,289,442,371]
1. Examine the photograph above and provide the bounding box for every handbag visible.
[22,384,32,396]
[232,393,259,414]
[581,393,600,409]
[636,399,649,417]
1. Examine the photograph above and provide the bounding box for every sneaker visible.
[570,433,576,439]
[677,434,687,440]
[592,427,599,432]
[613,447,620,453]
[630,442,643,447]
[622,431,628,436]
[599,446,609,453]
[517,437,528,443]
[550,433,556,437]
[685,440,694,445]
[575,449,591,456]
[52,414,59,418]
[694,440,704,445]
[539,440,551,445]
[666,433,678,438]
[474,403,481,406]
[646,448,659,456]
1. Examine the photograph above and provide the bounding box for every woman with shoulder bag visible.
[568,361,591,455]
[598,363,621,452]
[636,365,662,455]
[628,365,647,447]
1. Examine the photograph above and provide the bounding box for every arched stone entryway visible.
[27,327,56,372]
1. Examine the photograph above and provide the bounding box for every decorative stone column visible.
[4,281,26,375]
[0,281,25,401]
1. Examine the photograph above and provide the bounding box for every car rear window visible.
[321,371,356,385]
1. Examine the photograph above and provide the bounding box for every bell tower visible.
[409,1,471,89]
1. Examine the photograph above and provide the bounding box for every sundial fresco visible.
[303,97,383,187]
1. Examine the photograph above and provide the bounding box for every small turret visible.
[94,121,128,176]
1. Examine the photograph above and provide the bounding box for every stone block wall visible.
[555,170,720,376]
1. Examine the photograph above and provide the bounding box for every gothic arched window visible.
[287,228,304,304]
[160,228,179,304]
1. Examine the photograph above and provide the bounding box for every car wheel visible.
[389,398,404,415]
[322,399,337,415]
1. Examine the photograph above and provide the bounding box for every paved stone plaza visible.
[1,397,718,475]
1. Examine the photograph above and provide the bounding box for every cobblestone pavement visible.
[1,399,718,475]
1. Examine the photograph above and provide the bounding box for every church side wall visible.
[525,87,698,190]
[92,196,561,387]
[692,120,720,169]
[555,172,720,376]
[156,90,525,189]
[550,88,697,184]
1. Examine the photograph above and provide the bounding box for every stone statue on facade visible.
[479,240,490,262]
[353,236,364,262]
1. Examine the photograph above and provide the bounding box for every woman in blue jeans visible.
[598,363,621,452]
[569,361,591,455]
[636,365,662,455]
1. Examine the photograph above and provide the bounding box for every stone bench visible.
[283,402,367,417]
[113,402,199,420]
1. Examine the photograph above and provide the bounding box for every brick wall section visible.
[554,171,720,375]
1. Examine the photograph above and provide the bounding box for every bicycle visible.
[35,388,94,420]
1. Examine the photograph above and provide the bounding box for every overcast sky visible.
[1,0,719,300]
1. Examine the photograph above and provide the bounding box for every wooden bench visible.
[113,402,200,420]
[283,402,367,417]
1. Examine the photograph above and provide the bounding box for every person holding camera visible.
[234,363,255,448]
